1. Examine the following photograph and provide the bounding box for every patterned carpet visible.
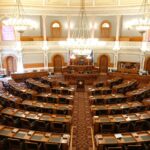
[72,87,93,150]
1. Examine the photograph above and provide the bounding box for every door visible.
[99,55,108,73]
[6,56,17,76]
[53,55,63,73]
[146,57,150,73]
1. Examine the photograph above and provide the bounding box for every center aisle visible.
[72,87,93,150]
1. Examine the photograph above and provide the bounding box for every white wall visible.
[23,53,44,64]
[118,53,140,62]
[121,15,141,37]
[21,16,42,36]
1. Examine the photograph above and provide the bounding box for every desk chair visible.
[116,122,130,132]
[8,138,23,150]
[24,141,42,150]
[44,143,61,150]
[124,144,143,150]
[51,122,66,133]
[100,123,115,133]
[105,146,122,150]
[35,120,50,132]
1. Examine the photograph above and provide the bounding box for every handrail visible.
[88,126,96,150]
[69,126,76,150]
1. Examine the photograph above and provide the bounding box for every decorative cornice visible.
[0,5,147,16]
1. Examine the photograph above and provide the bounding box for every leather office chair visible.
[116,122,130,132]
[44,143,61,150]
[35,120,50,132]
[8,138,23,150]
[20,118,36,130]
[51,122,66,133]
[124,144,143,150]
[24,141,42,150]
[105,146,123,150]
[100,123,115,133]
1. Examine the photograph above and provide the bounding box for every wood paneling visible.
[23,63,44,68]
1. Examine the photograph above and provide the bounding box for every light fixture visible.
[128,0,150,34]
[59,0,105,55]
[2,0,37,33]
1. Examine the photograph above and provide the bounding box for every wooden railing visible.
[88,126,96,150]
[69,126,76,150]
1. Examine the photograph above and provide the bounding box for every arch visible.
[98,54,110,73]
[145,57,150,73]
[50,21,62,38]
[100,20,111,38]
[52,54,64,73]
[3,55,17,76]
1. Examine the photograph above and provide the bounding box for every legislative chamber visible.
[0,0,150,150]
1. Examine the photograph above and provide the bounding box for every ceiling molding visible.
[0,5,146,16]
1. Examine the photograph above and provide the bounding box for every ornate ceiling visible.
[0,0,150,16]
[0,0,149,7]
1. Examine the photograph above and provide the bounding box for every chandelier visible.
[129,0,150,34]
[59,0,105,56]
[2,0,37,33]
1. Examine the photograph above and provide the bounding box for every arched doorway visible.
[99,55,109,73]
[5,56,17,76]
[53,55,63,73]
[145,57,150,73]
[50,21,62,38]
[100,20,111,38]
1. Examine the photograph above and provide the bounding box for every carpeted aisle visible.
[72,87,93,150]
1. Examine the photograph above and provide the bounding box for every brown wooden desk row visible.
[93,77,123,88]
[0,91,74,105]
[64,73,99,85]
[126,86,150,100]
[11,71,49,81]
[8,80,37,96]
[89,94,126,104]
[106,77,123,87]
[0,125,70,150]
[1,107,71,132]
[8,80,75,96]
[88,87,112,96]
[0,93,73,115]
[91,101,147,115]
[95,130,150,150]
[93,111,150,133]
[89,86,150,104]
[41,76,69,87]
[112,80,138,93]
[25,78,50,92]
[36,93,74,104]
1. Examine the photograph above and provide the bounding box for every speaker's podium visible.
[76,79,85,92]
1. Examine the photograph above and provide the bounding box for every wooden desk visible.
[93,111,150,133]
[89,94,126,104]
[64,73,99,85]
[26,78,50,92]
[8,80,37,97]
[108,72,150,84]
[112,80,138,93]
[95,131,150,150]
[88,87,112,96]
[36,93,74,104]
[91,101,145,115]
[22,100,73,115]
[41,76,57,87]
[126,86,150,100]
[0,125,70,150]
[1,107,72,132]
[51,87,75,95]
[11,71,49,82]
[107,77,123,87]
